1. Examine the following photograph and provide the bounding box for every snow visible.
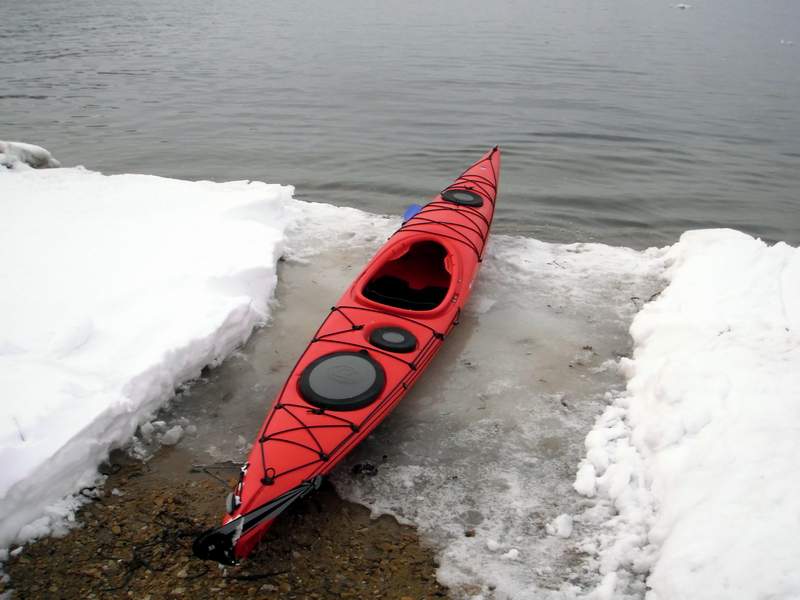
[159,425,184,446]
[546,514,573,539]
[575,229,800,599]
[502,549,520,561]
[574,463,597,497]
[0,148,293,548]
[0,141,60,171]
[139,421,156,442]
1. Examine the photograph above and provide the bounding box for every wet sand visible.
[3,447,447,599]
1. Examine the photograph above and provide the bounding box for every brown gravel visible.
[2,448,447,599]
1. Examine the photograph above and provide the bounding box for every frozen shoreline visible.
[3,142,800,599]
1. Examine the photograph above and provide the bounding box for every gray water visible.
[1,0,799,247]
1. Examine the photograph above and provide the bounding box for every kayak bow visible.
[194,147,501,564]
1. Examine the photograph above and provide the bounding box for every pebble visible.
[160,425,183,446]
[363,544,382,561]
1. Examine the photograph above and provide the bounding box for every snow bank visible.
[0,160,293,548]
[0,141,60,171]
[575,229,800,599]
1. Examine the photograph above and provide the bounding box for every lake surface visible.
[2,0,799,247]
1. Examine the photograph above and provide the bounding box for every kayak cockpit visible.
[362,240,452,311]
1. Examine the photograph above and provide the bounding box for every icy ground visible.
[2,143,799,599]
[332,236,666,598]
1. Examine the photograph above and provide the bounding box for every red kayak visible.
[194,147,501,564]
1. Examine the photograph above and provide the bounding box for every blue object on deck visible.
[402,203,423,222]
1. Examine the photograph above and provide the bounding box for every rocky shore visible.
[2,448,447,600]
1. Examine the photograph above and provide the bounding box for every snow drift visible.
[575,229,800,599]
[0,148,292,547]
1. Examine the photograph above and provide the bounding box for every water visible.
[2,0,799,247]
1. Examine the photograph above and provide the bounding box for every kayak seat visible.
[364,276,447,311]
[363,240,451,311]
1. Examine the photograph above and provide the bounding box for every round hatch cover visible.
[299,351,385,411]
[441,188,484,207]
[369,327,417,353]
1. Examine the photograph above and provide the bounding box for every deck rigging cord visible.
[194,147,499,565]
[253,148,498,489]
